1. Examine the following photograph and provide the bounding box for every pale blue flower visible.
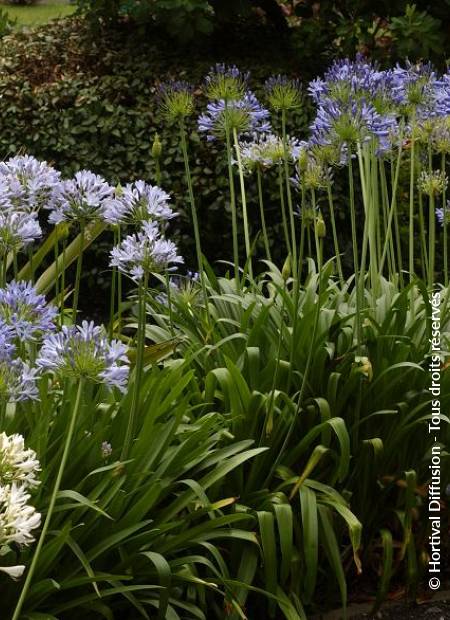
[0,281,57,341]
[102,181,175,226]
[110,221,183,281]
[48,170,114,225]
[37,320,129,392]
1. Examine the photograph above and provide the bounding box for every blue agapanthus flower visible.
[264,74,302,110]
[102,181,175,226]
[0,359,39,402]
[436,204,450,226]
[0,281,57,341]
[308,56,392,106]
[0,211,41,255]
[0,155,61,213]
[204,64,250,101]
[37,321,129,392]
[391,61,438,117]
[110,221,183,281]
[198,92,271,141]
[310,96,398,156]
[48,170,114,225]
[237,132,305,171]
[0,320,16,362]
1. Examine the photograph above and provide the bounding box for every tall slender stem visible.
[121,271,148,460]
[326,177,344,285]
[348,156,361,351]
[442,153,448,286]
[109,228,118,339]
[12,379,85,620]
[277,163,291,257]
[233,127,253,279]
[225,123,240,287]
[72,222,85,323]
[281,109,297,276]
[256,166,271,261]
[179,120,211,321]
[409,137,416,280]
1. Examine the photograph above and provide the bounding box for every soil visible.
[351,599,450,620]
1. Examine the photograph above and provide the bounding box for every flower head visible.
[158,80,195,120]
[110,221,183,281]
[391,62,437,117]
[48,170,114,225]
[198,92,270,141]
[0,483,41,546]
[264,75,302,111]
[0,281,57,341]
[436,204,450,226]
[0,433,40,490]
[102,181,175,226]
[237,133,305,172]
[0,155,61,213]
[418,170,448,196]
[37,321,129,392]
[204,64,249,101]
[0,211,41,256]
[0,360,39,402]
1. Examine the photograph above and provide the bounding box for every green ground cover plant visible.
[0,56,448,620]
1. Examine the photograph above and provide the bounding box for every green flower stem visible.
[71,221,85,323]
[54,237,59,302]
[326,176,344,285]
[121,271,148,460]
[224,124,240,288]
[109,228,118,339]
[117,229,123,335]
[179,120,212,317]
[232,128,253,279]
[165,271,175,337]
[256,166,271,261]
[379,162,396,279]
[429,191,436,288]
[418,189,428,283]
[409,137,416,281]
[442,154,448,286]
[12,378,85,620]
[277,163,291,257]
[60,239,67,326]
[281,109,297,275]
[348,155,361,351]
[379,139,403,278]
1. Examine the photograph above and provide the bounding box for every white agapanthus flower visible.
[0,432,41,489]
[0,483,41,546]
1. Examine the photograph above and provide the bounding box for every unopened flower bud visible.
[316,213,326,238]
[282,254,291,281]
[152,133,162,161]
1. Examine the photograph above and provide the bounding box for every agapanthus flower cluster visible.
[309,93,398,157]
[391,62,438,117]
[204,64,249,101]
[437,205,450,226]
[155,271,200,307]
[0,211,41,256]
[0,155,61,213]
[102,181,175,226]
[0,483,41,548]
[37,320,129,392]
[110,221,183,281]
[308,56,394,109]
[0,281,57,341]
[0,432,41,578]
[237,133,304,172]
[418,170,448,196]
[0,357,39,402]
[48,170,114,225]
[264,75,302,111]
[0,433,40,490]
[198,92,271,141]
[158,80,195,120]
